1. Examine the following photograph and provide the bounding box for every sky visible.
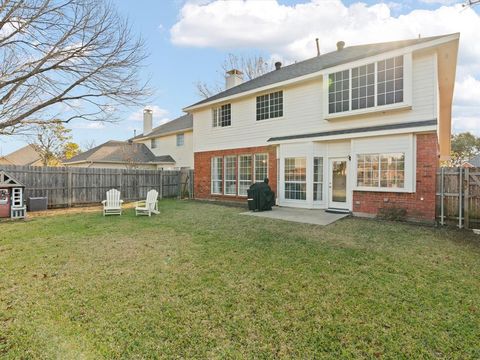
[1,0,479,155]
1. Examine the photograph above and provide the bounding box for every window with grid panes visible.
[351,63,375,110]
[211,157,223,194]
[212,104,231,127]
[313,157,323,201]
[238,155,252,196]
[328,70,349,114]
[377,56,403,106]
[284,157,306,200]
[254,154,268,182]
[357,153,405,189]
[224,156,236,195]
[256,91,283,121]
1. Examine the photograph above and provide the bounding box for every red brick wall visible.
[194,145,278,202]
[352,133,438,222]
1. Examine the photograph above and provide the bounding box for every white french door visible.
[328,158,349,209]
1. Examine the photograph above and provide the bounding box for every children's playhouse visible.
[0,170,26,219]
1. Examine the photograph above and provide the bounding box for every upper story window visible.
[212,104,231,127]
[256,91,283,121]
[327,55,405,115]
[328,70,349,114]
[151,138,158,149]
[176,133,184,147]
[377,56,403,105]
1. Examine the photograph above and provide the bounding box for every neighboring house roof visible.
[0,144,42,166]
[132,113,193,141]
[466,154,480,167]
[185,34,455,110]
[64,140,175,165]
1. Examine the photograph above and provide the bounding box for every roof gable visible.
[2,145,41,166]
[131,113,193,141]
[64,141,175,164]
[0,170,24,187]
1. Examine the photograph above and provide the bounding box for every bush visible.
[377,207,407,221]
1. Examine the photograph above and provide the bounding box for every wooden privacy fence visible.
[0,165,194,208]
[437,167,480,229]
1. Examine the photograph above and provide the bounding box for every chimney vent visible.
[143,108,153,135]
[336,41,345,51]
[315,38,320,56]
[225,69,243,90]
[275,61,282,70]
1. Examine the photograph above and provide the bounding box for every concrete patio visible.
[240,207,349,226]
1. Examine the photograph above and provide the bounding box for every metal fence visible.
[437,167,480,229]
[0,165,194,208]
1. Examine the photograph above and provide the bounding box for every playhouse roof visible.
[0,170,25,188]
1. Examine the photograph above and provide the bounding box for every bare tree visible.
[0,0,151,135]
[463,0,480,7]
[196,54,273,98]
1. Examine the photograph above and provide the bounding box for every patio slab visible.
[240,207,349,225]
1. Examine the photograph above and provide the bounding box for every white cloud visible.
[71,122,106,130]
[171,0,480,134]
[128,105,169,121]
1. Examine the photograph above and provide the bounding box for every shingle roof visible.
[64,141,175,164]
[186,34,453,109]
[1,145,41,166]
[131,113,192,141]
[268,120,437,142]
[467,154,480,167]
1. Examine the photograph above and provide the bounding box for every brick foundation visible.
[194,145,278,202]
[352,133,438,222]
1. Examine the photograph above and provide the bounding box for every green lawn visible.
[1,200,480,359]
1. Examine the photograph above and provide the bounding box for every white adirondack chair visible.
[102,189,123,216]
[135,190,159,217]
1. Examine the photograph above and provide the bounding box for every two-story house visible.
[132,109,194,169]
[184,33,459,222]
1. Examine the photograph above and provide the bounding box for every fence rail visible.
[437,167,480,229]
[0,165,193,208]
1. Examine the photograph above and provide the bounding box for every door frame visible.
[328,157,350,210]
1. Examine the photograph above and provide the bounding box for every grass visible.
[1,200,480,359]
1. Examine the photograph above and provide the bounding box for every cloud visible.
[171,0,480,134]
[71,122,106,130]
[128,106,169,121]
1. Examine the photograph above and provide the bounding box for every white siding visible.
[139,131,194,168]
[193,51,437,153]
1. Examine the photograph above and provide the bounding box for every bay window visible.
[284,157,306,200]
[313,157,324,201]
[357,153,405,189]
[211,157,223,194]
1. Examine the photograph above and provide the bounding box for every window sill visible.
[354,186,413,193]
[325,103,411,120]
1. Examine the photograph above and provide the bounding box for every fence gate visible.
[437,167,480,229]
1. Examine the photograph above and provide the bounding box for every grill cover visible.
[247,182,275,211]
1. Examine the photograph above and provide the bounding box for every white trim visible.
[183,34,459,112]
[269,125,437,145]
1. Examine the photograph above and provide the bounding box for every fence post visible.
[160,170,163,199]
[440,167,445,226]
[67,167,72,208]
[464,167,469,230]
[458,167,463,229]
